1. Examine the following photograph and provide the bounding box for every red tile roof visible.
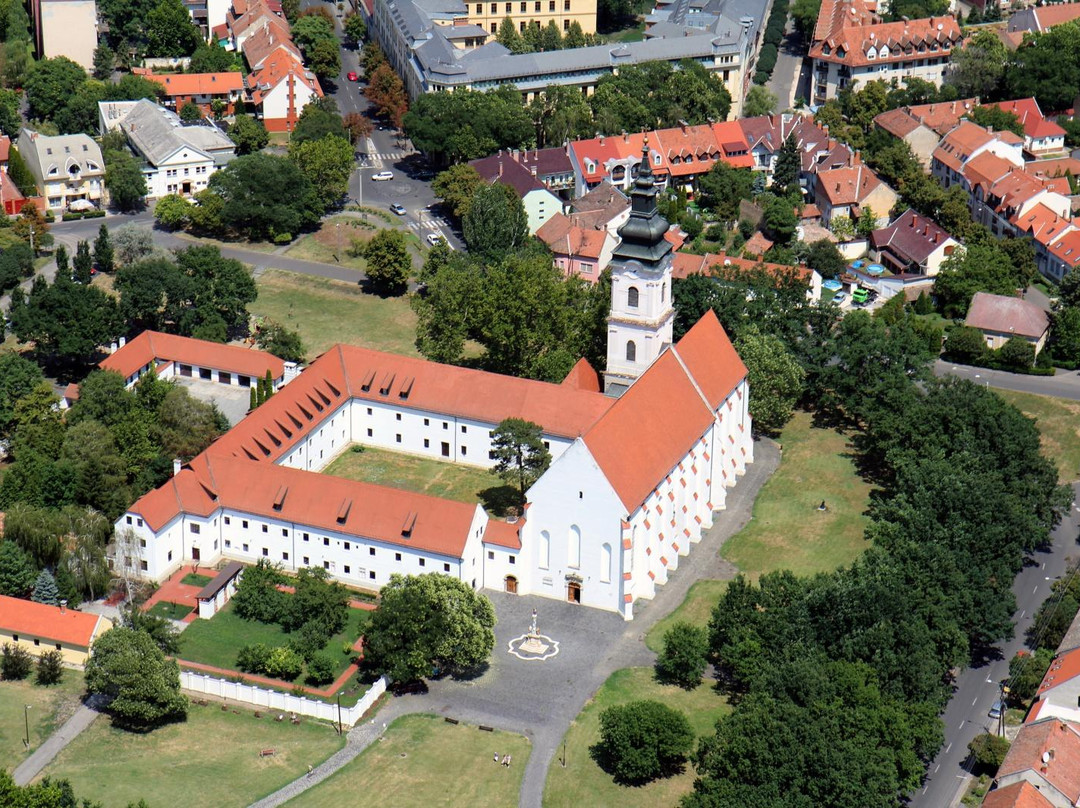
[815,164,890,206]
[0,594,108,647]
[997,719,1080,803]
[904,98,978,135]
[483,517,523,550]
[987,98,1066,142]
[1037,646,1080,697]
[1030,3,1080,32]
[671,251,815,285]
[99,331,285,382]
[1049,229,1080,272]
[145,72,245,97]
[870,209,954,265]
[981,782,1055,808]
[535,213,607,259]
[248,50,322,106]
[583,311,745,512]
[933,120,1009,173]
[1013,203,1073,248]
[874,108,923,138]
[810,0,961,68]
[560,358,600,392]
[965,292,1049,339]
[469,153,548,197]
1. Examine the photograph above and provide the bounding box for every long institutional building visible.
[116,148,754,619]
[371,0,767,115]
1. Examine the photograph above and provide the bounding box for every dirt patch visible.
[312,220,377,252]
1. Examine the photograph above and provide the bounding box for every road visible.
[936,360,1080,402]
[766,22,811,110]
[910,482,1079,808]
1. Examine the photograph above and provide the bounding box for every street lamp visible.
[24,704,31,749]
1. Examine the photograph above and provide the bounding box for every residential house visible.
[808,0,961,103]
[0,595,114,667]
[99,100,235,200]
[139,70,247,117]
[1008,3,1080,38]
[739,113,853,191]
[469,152,564,233]
[870,208,958,275]
[671,250,823,300]
[1027,645,1080,726]
[569,180,630,236]
[931,120,1025,190]
[16,129,104,212]
[1047,230,1080,283]
[509,146,576,197]
[1012,203,1080,282]
[964,291,1050,355]
[813,161,898,228]
[248,50,323,132]
[873,97,983,167]
[986,98,1067,157]
[982,782,1055,808]
[29,0,98,71]
[536,213,615,283]
[993,719,1080,808]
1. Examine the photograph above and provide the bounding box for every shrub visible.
[591,700,694,784]
[968,733,1010,773]
[305,651,337,685]
[1007,648,1052,702]
[289,619,332,661]
[263,646,304,681]
[237,643,272,674]
[36,649,64,685]
[655,622,709,689]
[943,325,987,364]
[998,337,1036,370]
[1,643,33,680]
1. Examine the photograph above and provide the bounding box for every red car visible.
[347,71,359,82]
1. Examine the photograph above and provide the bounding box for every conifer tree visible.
[31,569,60,605]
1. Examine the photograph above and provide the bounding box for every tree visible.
[432,164,484,219]
[93,224,114,274]
[305,652,336,685]
[153,194,190,231]
[365,63,409,128]
[363,229,411,294]
[0,643,33,680]
[31,569,60,605]
[592,700,694,784]
[655,622,708,689]
[73,240,93,284]
[85,627,187,729]
[227,113,269,155]
[735,329,806,435]
[1008,648,1052,701]
[0,541,37,597]
[121,603,180,654]
[0,352,44,439]
[289,134,353,212]
[761,195,798,245]
[805,238,846,279]
[999,336,1036,369]
[364,573,496,682]
[772,133,801,196]
[490,418,551,504]
[934,245,1019,318]
[145,0,202,57]
[178,101,202,122]
[404,87,534,167]
[36,649,64,685]
[263,646,303,680]
[105,151,148,212]
[25,57,87,122]
[947,32,1006,99]
[13,205,52,253]
[697,163,755,221]
[462,183,529,261]
[343,111,373,145]
[255,320,306,363]
[188,43,235,73]
[113,224,155,266]
[497,16,527,53]
[540,20,563,51]
[232,558,287,623]
[968,733,1010,772]
[966,105,1024,138]
[744,85,778,117]
[291,99,347,144]
[54,245,70,278]
[343,12,367,46]
[208,153,319,241]
[0,89,22,139]
[529,84,594,148]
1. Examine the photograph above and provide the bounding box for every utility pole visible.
[23,704,31,749]
[336,694,343,736]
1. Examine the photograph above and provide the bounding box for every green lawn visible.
[995,389,1080,482]
[148,601,194,620]
[39,700,345,807]
[721,411,873,578]
[0,675,85,770]
[323,445,518,513]
[251,270,419,360]
[544,668,729,808]
[645,579,728,653]
[286,714,530,808]
[178,601,370,684]
[181,572,213,587]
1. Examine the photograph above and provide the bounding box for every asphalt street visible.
[910,482,1080,808]
[936,359,1080,402]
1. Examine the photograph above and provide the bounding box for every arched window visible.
[626,341,637,362]
[568,525,581,569]
[539,530,550,569]
[661,282,666,302]
[600,542,611,583]
[627,286,639,308]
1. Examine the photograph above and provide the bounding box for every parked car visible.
[347,71,359,81]
[832,292,847,304]
[390,203,406,216]
[372,171,394,181]
[426,233,445,247]
[989,700,1004,719]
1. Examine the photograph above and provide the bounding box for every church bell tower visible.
[603,138,676,396]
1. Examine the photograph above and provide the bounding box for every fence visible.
[179,670,387,728]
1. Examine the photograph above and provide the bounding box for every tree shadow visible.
[588,740,687,786]
[478,485,521,517]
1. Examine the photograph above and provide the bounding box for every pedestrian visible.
[505,754,512,768]
[494,752,499,764]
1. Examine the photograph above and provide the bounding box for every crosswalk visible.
[406,217,451,232]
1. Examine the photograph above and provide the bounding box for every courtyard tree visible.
[363,229,412,295]
[364,573,497,682]
[489,417,551,506]
[228,113,270,155]
[255,319,306,363]
[591,700,694,784]
[462,183,529,261]
[31,569,60,605]
[84,626,188,729]
[121,603,180,654]
[231,558,288,623]
[734,328,806,436]
[0,541,37,597]
[655,621,709,689]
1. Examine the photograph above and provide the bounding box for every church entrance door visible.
[504,575,518,594]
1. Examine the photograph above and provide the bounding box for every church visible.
[114,144,755,620]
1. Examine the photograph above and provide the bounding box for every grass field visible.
[148,601,194,620]
[543,668,728,808]
[721,411,873,578]
[181,572,213,587]
[39,700,345,807]
[251,270,419,361]
[286,714,531,808]
[178,601,370,682]
[645,579,727,653]
[995,389,1080,482]
[323,445,517,511]
[0,675,85,770]
[283,217,375,271]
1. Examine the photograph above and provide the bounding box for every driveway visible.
[766,24,810,109]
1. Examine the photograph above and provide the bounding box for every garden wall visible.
[179,671,387,727]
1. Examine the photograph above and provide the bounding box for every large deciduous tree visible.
[655,622,708,689]
[489,418,551,504]
[362,229,412,295]
[208,153,320,240]
[85,627,188,729]
[105,151,148,212]
[364,573,496,682]
[735,328,806,435]
[432,164,484,219]
[591,700,694,785]
[289,134,353,212]
[145,0,202,57]
[364,64,408,128]
[25,57,86,122]
[228,113,270,155]
[461,183,529,261]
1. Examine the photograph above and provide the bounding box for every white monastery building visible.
[114,146,755,619]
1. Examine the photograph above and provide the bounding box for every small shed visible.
[196,561,245,619]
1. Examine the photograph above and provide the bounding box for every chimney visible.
[173,458,182,477]
[934,232,939,244]
[853,150,861,165]
[622,130,628,142]
[822,124,829,136]
[498,159,503,178]
[911,215,917,228]
[563,140,569,155]
[59,600,67,614]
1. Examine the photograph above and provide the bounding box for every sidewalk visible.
[12,695,105,786]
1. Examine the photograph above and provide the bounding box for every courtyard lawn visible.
[285,714,531,808]
[38,700,345,807]
[0,675,85,769]
[995,389,1080,483]
[250,270,419,360]
[148,601,194,621]
[181,572,213,587]
[178,601,371,682]
[645,579,728,653]
[543,667,729,808]
[721,411,873,578]
[323,445,517,511]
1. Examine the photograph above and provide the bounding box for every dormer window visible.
[837,47,845,57]
[47,166,57,176]
[823,44,831,55]
[867,49,875,60]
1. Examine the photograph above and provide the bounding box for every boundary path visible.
[12,695,106,786]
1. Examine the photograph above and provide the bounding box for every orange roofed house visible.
[0,595,114,667]
[115,145,755,620]
[992,719,1080,808]
[139,70,247,118]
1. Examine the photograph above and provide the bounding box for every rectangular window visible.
[344,565,351,574]
[461,445,467,456]
[243,543,249,552]
[56,643,62,651]
[395,552,402,561]
[488,550,495,560]
[34,638,40,646]
[396,413,401,421]
[303,556,309,565]
[419,558,426,567]
[224,516,231,525]
[367,407,373,415]
[461,424,467,433]
[396,434,402,443]
[564,0,569,8]
[137,518,143,527]
[225,540,231,548]
[549,0,554,9]
[140,561,148,571]
[444,563,451,572]
[324,537,330,546]
[282,528,288,536]
[369,547,376,556]
[423,418,429,426]
[369,570,376,580]
[303,533,309,541]
[367,428,373,437]
[262,525,268,533]
[262,548,268,557]
[509,555,516,564]
[442,442,450,457]
[167,550,172,561]
[475,2,481,10]
[200,367,212,380]
[283,552,289,560]
[140,538,146,548]
[126,516,132,525]
[443,422,449,430]
[344,542,351,551]
[424,438,430,448]
[243,520,249,529]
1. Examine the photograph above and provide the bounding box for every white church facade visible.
[113,145,756,620]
